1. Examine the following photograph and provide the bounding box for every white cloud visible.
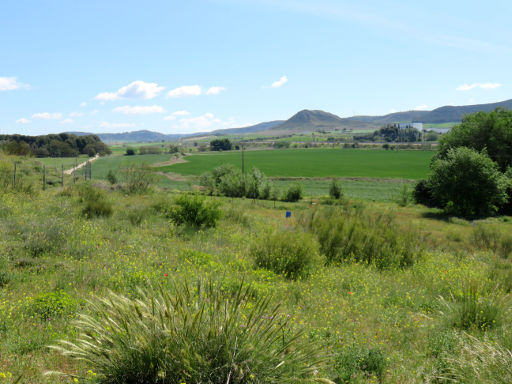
[113,105,165,115]
[271,75,288,88]
[95,80,165,101]
[0,77,28,91]
[173,110,190,116]
[206,86,226,95]
[16,118,30,124]
[99,122,136,129]
[456,83,502,91]
[413,105,430,111]
[32,112,63,119]
[170,113,237,133]
[164,115,176,121]
[167,85,202,98]
[90,110,99,115]
[61,118,73,124]
[69,112,84,117]
[80,102,87,107]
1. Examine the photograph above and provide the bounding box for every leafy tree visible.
[436,108,512,171]
[210,138,232,151]
[329,179,343,199]
[429,147,508,218]
[125,148,136,156]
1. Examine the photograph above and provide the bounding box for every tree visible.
[329,179,343,199]
[436,108,512,171]
[429,147,508,218]
[210,138,232,151]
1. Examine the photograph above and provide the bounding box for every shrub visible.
[126,205,148,226]
[79,185,113,218]
[282,183,303,202]
[250,229,318,280]
[329,179,343,200]
[106,169,117,184]
[51,280,327,384]
[26,290,76,321]
[121,164,156,194]
[413,179,435,207]
[333,346,386,383]
[125,148,136,156]
[429,147,508,218]
[23,218,67,257]
[439,281,507,331]
[396,183,411,207]
[471,224,512,258]
[308,207,421,269]
[168,194,222,228]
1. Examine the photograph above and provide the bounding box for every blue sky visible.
[1,0,511,135]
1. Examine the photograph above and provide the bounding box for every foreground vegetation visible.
[1,153,512,382]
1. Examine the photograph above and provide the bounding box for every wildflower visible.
[164,273,168,277]
[348,291,353,295]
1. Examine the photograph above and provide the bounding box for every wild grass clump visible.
[51,280,327,384]
[78,184,113,218]
[120,164,156,194]
[439,334,512,384]
[168,194,222,228]
[333,345,386,383]
[305,206,422,269]
[329,179,343,200]
[126,204,149,226]
[26,290,77,321]
[439,281,508,331]
[22,218,67,257]
[250,229,319,280]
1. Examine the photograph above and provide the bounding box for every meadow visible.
[157,148,434,179]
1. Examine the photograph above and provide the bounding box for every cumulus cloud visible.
[16,118,30,124]
[95,80,165,101]
[167,85,202,98]
[456,83,502,91]
[0,77,28,91]
[169,113,237,133]
[173,110,190,116]
[206,86,226,95]
[61,118,73,124]
[80,102,87,107]
[271,75,288,88]
[113,105,165,115]
[413,105,430,111]
[99,122,136,129]
[32,112,62,119]
[69,112,84,117]
[164,115,176,121]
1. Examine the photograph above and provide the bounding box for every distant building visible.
[398,122,423,130]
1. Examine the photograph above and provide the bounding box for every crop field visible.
[158,148,434,179]
[91,153,173,179]
[36,155,89,170]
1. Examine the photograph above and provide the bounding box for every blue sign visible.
[285,211,292,218]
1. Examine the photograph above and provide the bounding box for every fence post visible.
[61,164,64,187]
[43,165,46,190]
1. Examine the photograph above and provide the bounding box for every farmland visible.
[157,148,434,179]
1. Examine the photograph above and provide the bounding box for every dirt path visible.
[64,154,100,175]
[151,156,188,168]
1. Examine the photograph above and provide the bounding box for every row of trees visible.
[415,109,512,218]
[0,133,111,157]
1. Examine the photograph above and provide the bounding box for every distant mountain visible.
[202,120,285,136]
[68,130,184,143]
[349,99,512,124]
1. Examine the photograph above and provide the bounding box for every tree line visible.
[0,133,111,157]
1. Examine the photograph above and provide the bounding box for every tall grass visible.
[50,280,329,384]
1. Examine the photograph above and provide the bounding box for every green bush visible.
[26,290,76,321]
[329,179,343,200]
[79,184,113,218]
[396,183,411,207]
[121,164,156,194]
[51,280,327,384]
[126,205,148,226]
[471,224,512,258]
[106,169,117,184]
[413,179,435,207]
[308,207,421,269]
[23,218,67,257]
[250,229,318,280]
[282,184,303,202]
[168,194,222,228]
[333,346,386,383]
[429,147,508,218]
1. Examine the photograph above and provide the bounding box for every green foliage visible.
[333,346,386,383]
[51,280,326,384]
[79,184,113,218]
[307,206,422,269]
[437,108,512,171]
[168,194,222,228]
[329,179,343,200]
[106,169,117,184]
[120,164,156,194]
[429,147,508,218]
[250,229,319,280]
[439,281,507,331]
[357,124,421,142]
[126,205,148,226]
[396,183,411,207]
[471,224,512,259]
[26,290,76,321]
[210,138,232,151]
[22,218,67,257]
[282,183,303,202]
[413,179,435,207]
[125,148,136,156]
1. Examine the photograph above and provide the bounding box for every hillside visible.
[69,130,184,143]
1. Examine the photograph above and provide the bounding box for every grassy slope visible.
[159,148,434,179]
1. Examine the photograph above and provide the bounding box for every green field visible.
[91,154,173,179]
[158,148,434,179]
[36,155,89,170]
